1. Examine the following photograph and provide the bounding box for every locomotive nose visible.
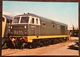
[10,24,28,36]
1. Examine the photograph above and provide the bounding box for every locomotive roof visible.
[15,13,67,26]
[3,15,13,20]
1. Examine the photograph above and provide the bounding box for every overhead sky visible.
[3,1,78,28]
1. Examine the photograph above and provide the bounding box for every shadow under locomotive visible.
[68,45,79,50]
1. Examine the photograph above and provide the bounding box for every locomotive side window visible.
[57,25,60,29]
[13,17,20,23]
[21,17,29,23]
[53,24,55,27]
[36,19,38,24]
[65,26,67,29]
[42,22,46,27]
[6,19,9,23]
[10,20,12,23]
[31,18,34,23]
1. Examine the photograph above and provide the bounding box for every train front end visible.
[9,15,30,47]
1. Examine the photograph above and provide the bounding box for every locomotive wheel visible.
[45,39,48,45]
[49,39,52,45]
[61,38,63,42]
[39,43,43,47]
[6,40,14,48]
[21,43,26,49]
[63,38,66,42]
[46,39,49,45]
[29,45,32,49]
[58,38,61,43]
[2,39,7,49]
[66,37,69,41]
[27,42,35,49]
[32,42,38,48]
[65,38,68,42]
[44,41,47,46]
[34,41,39,48]
[51,39,54,44]
[2,42,7,49]
[43,39,48,46]
[43,40,47,46]
[2,38,12,49]
[53,39,57,44]
[57,38,61,43]
[37,40,40,47]
[60,38,63,42]
[26,43,32,49]
[40,40,44,47]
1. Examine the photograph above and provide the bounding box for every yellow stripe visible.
[38,35,67,38]
[27,35,68,42]
[10,35,68,42]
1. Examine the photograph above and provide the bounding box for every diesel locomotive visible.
[2,15,12,48]
[9,13,69,48]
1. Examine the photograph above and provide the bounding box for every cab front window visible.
[13,17,20,23]
[21,17,29,23]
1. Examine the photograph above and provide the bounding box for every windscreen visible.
[13,17,20,23]
[21,17,29,23]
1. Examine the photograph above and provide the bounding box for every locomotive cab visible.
[11,16,40,35]
[10,14,41,47]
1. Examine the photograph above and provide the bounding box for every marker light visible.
[11,26,12,29]
[24,26,26,28]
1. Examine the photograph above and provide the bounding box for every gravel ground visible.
[40,42,79,56]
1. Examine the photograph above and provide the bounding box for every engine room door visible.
[35,18,40,37]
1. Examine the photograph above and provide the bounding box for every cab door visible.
[35,18,40,37]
